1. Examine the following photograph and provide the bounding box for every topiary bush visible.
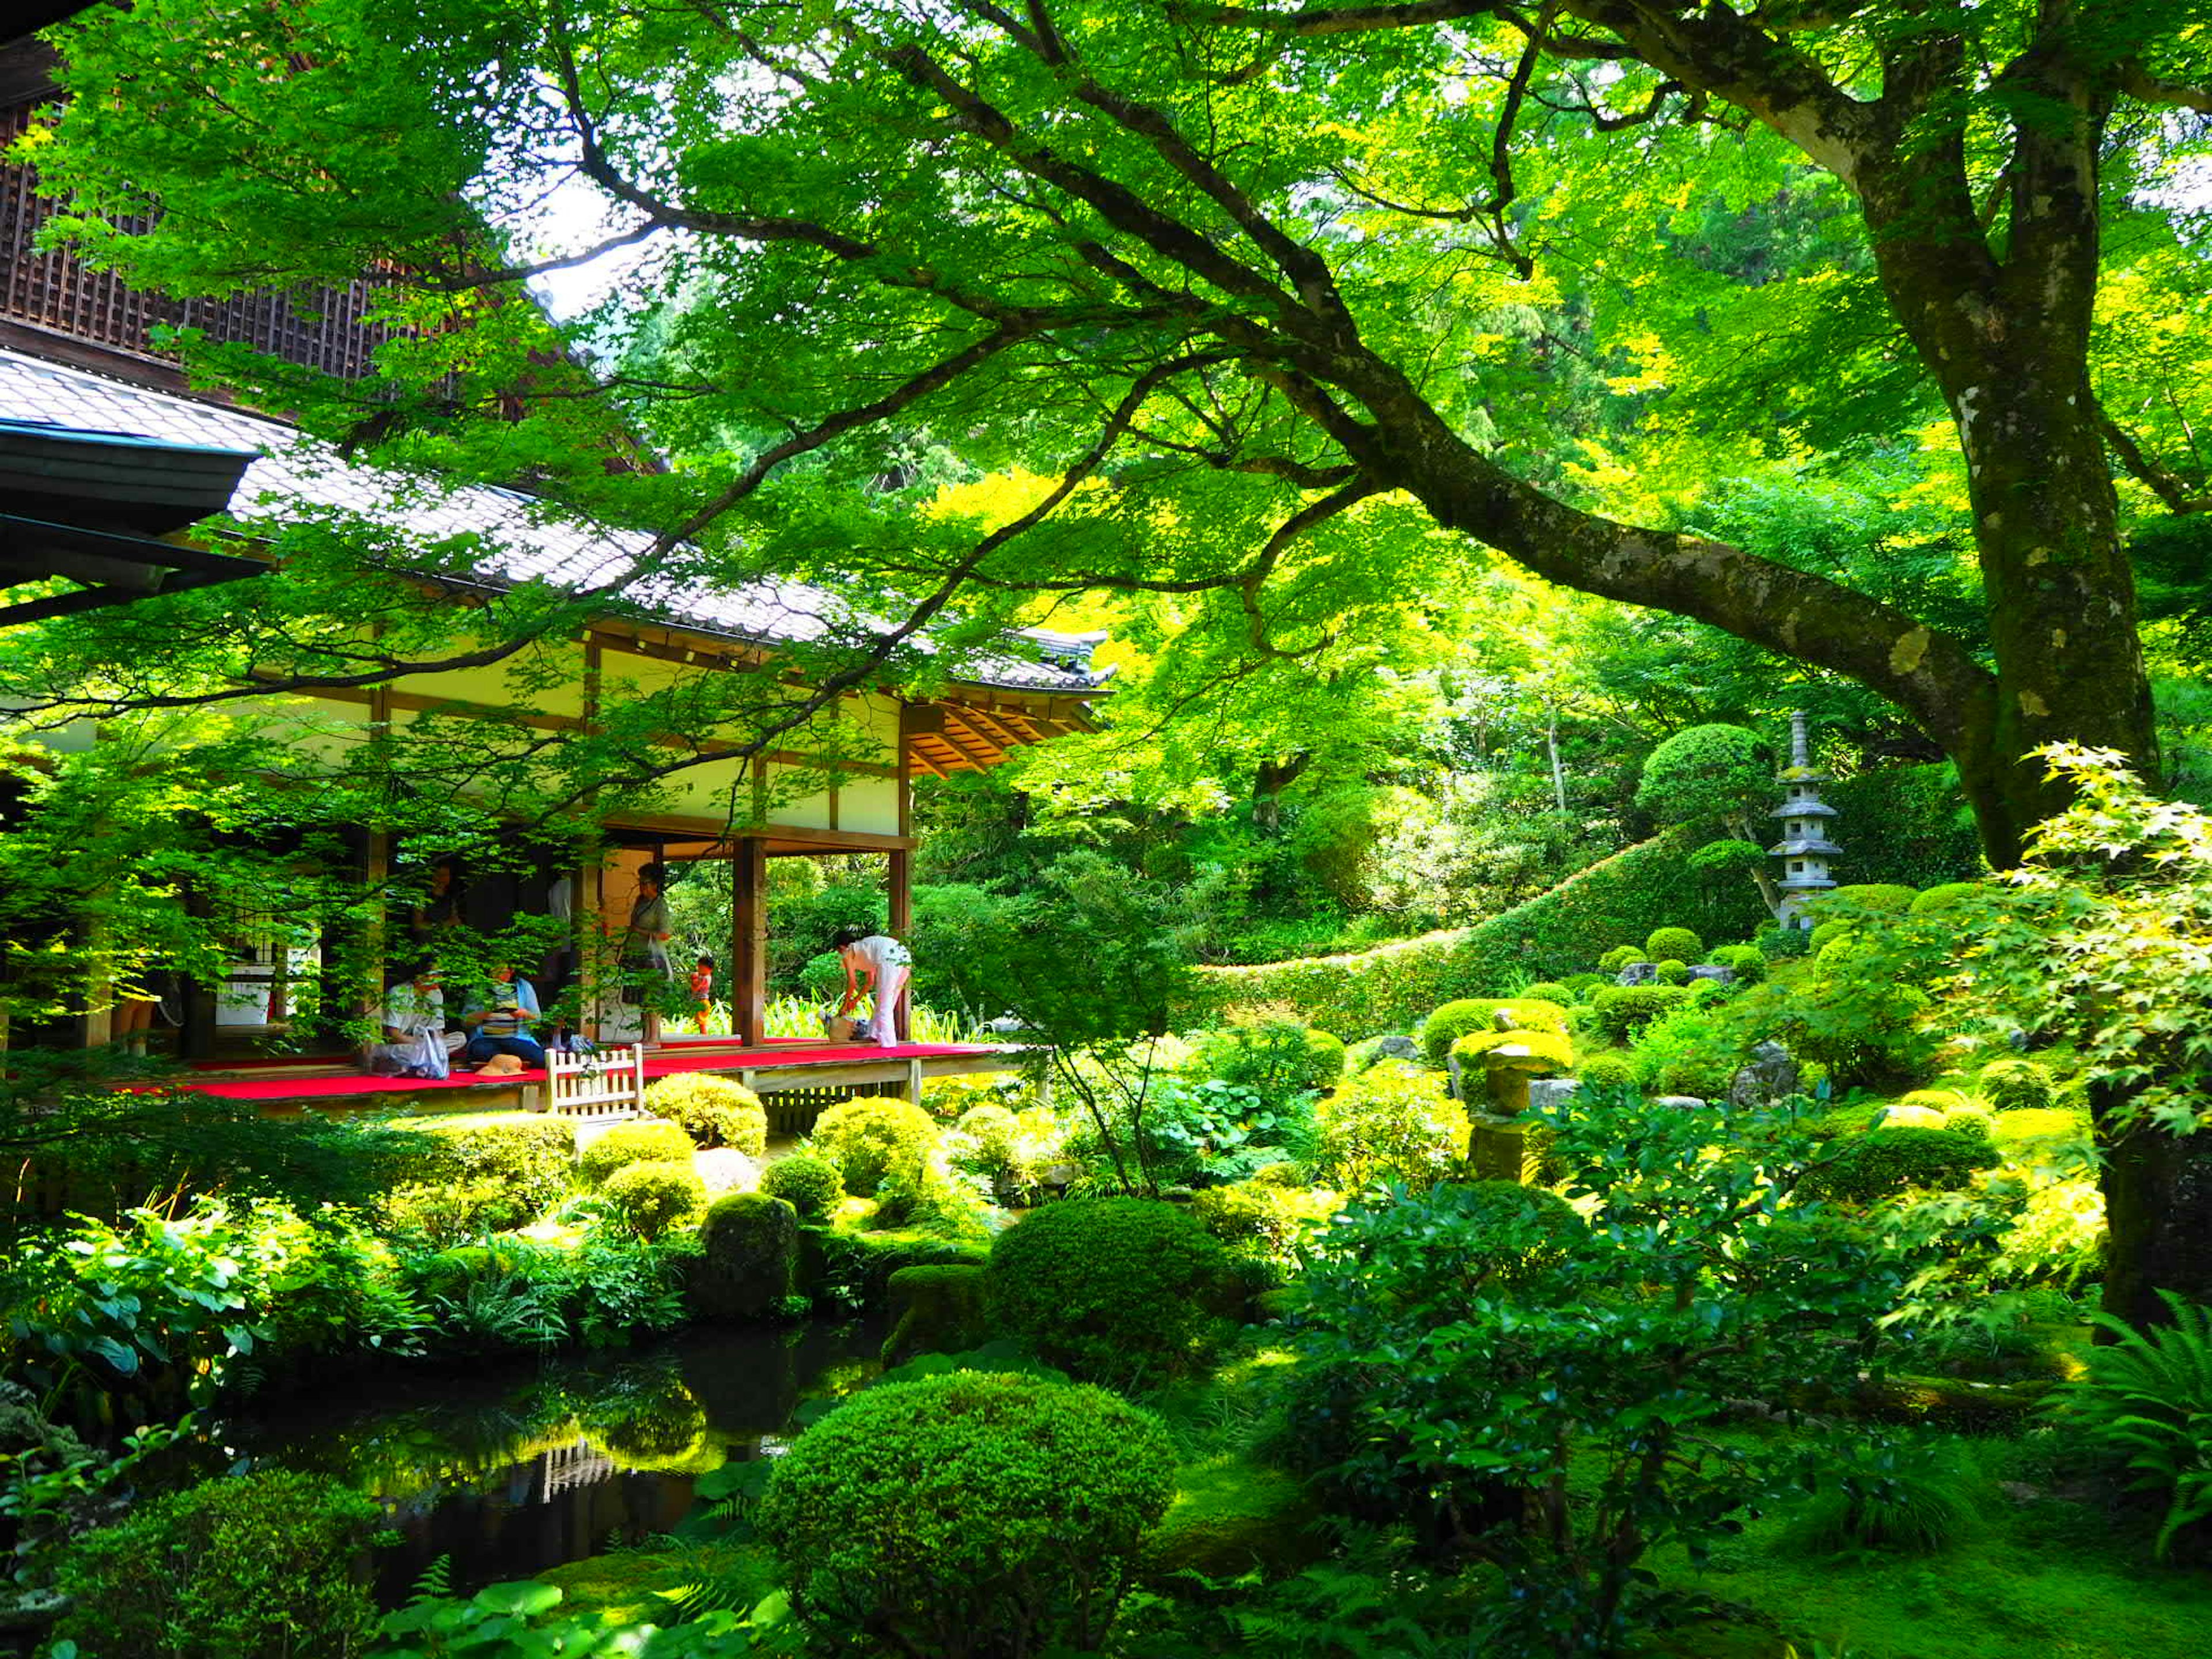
[600,1158,709,1241]
[1311,1060,1470,1193]
[760,1150,844,1221]
[1978,1056,2057,1113]
[409,1112,577,1216]
[1598,945,1649,974]
[1809,919,1851,953]
[985,1197,1232,1385]
[1656,958,1690,985]
[1564,972,1608,1000]
[692,1192,800,1320]
[1590,984,1691,1041]
[1518,981,1574,1007]
[758,1371,1176,1656]
[812,1096,938,1196]
[1645,926,1704,963]
[1419,997,1569,1065]
[880,1263,988,1365]
[53,1468,382,1658]
[1576,1051,1637,1092]
[642,1073,768,1155]
[1706,944,1766,983]
[1800,1126,1998,1203]
[1910,881,1988,915]
[577,1119,697,1188]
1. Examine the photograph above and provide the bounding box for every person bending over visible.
[834,926,912,1050]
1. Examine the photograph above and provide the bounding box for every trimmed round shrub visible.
[759,1371,1176,1657]
[408,1113,577,1217]
[601,1157,709,1241]
[1312,1060,1469,1192]
[1419,997,1569,1065]
[692,1192,799,1319]
[1800,1126,1998,1203]
[1453,1028,1574,1078]
[1809,883,1918,921]
[950,1101,1021,1169]
[578,1119,697,1188]
[1809,920,1851,954]
[643,1073,768,1155]
[985,1198,1231,1384]
[1656,958,1690,985]
[1880,1102,1950,1131]
[1910,881,1988,915]
[1598,945,1649,973]
[1590,983,1691,1041]
[881,1263,989,1365]
[761,1150,844,1221]
[1645,926,1705,963]
[1577,1051,1637,1092]
[1978,1057,2056,1113]
[1900,1088,1970,1115]
[1706,944,1766,984]
[1189,1020,1348,1101]
[54,1468,382,1659]
[1518,982,1574,1008]
[813,1096,938,1196]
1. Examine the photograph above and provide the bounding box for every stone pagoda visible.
[1769,710,1841,930]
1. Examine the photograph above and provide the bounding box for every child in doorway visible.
[690,954,715,1034]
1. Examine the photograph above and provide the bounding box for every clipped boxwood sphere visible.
[1563,972,1608,1001]
[813,1096,938,1196]
[759,1371,1175,1658]
[601,1157,709,1240]
[1419,997,1569,1065]
[1656,959,1690,985]
[1518,982,1573,1008]
[578,1119,696,1188]
[1598,945,1649,974]
[1577,1051,1637,1092]
[986,1198,1231,1385]
[693,1192,800,1319]
[1810,883,1918,920]
[1977,1056,2056,1113]
[760,1150,844,1221]
[1910,881,1988,915]
[1590,984,1691,1042]
[1645,926,1705,963]
[643,1073,768,1155]
[1808,920,1851,955]
[1706,944,1766,984]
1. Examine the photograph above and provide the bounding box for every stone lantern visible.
[1769,710,1841,930]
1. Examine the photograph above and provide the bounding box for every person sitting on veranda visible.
[460,963,544,1070]
[370,963,449,1080]
[834,926,912,1051]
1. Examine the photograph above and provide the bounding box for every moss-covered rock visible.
[1138,1458,1326,1584]
[691,1193,799,1320]
[798,1224,988,1308]
[880,1263,988,1366]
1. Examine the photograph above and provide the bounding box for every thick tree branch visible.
[2099,406,2211,515]
[2119,64,2212,113]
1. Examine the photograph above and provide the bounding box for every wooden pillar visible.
[358,825,389,1062]
[176,880,218,1062]
[887,847,913,1041]
[578,848,605,1043]
[734,836,768,1048]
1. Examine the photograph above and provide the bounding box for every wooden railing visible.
[546,1044,645,1120]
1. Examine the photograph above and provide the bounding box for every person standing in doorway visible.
[622,864,675,1044]
[834,926,911,1050]
[690,953,715,1035]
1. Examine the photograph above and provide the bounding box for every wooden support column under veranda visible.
[732,835,768,1049]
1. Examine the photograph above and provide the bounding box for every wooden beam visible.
[935,718,1003,772]
[733,836,768,1048]
[888,847,913,1042]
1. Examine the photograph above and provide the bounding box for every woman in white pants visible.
[835,927,912,1048]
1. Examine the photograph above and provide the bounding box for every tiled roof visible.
[0,347,1109,695]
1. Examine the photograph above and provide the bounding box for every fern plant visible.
[2051,1290,2212,1558]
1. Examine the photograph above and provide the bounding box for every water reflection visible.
[215,1322,881,1597]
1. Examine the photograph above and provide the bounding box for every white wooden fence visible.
[545,1044,646,1121]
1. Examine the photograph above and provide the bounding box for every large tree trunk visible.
[2094,1081,2212,1328]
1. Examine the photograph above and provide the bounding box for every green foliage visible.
[880,1264,989,1365]
[642,1075,768,1156]
[1576,1052,1637,1092]
[1564,972,1608,999]
[412,1114,577,1210]
[1737,943,1942,1090]
[1800,1126,1998,1203]
[1188,1181,1338,1278]
[692,1194,798,1321]
[54,1468,383,1658]
[1598,946,1649,974]
[1188,1019,1347,1105]
[1635,725,1773,828]
[1790,1437,1972,1558]
[1910,881,1989,914]
[984,1198,1230,1386]
[578,1121,696,1189]
[1452,1028,1575,1077]
[1809,883,1919,919]
[1419,997,1569,1065]
[1707,943,1766,983]
[1590,983,1691,1041]
[757,1371,1175,1657]
[365,1579,765,1658]
[1645,926,1705,962]
[1656,957,1690,984]
[1518,980,1573,1006]
[2052,1293,2212,1559]
[1126,1075,1316,1188]
[810,1097,938,1198]
[1310,1061,1469,1194]
[760,1153,843,1222]
[1628,1008,1741,1100]
[1978,1057,2058,1113]
[1809,920,1850,953]
[599,1159,710,1242]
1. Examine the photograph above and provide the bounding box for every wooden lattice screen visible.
[1,100,404,379]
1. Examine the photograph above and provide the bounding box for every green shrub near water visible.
[761,1150,844,1219]
[392,1113,576,1230]
[757,1371,1176,1657]
[577,1120,696,1188]
[691,1192,799,1320]
[812,1096,938,1196]
[641,1074,768,1155]
[1420,997,1569,1065]
[599,1158,709,1241]
[985,1198,1231,1385]
[53,1468,383,1658]
[1645,926,1704,963]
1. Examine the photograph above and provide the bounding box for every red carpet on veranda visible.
[169,1043,1001,1103]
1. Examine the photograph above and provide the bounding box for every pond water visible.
[209,1322,882,1600]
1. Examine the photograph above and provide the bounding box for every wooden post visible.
[734,836,767,1048]
[577,849,604,1043]
[358,826,389,1064]
[887,847,912,1041]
